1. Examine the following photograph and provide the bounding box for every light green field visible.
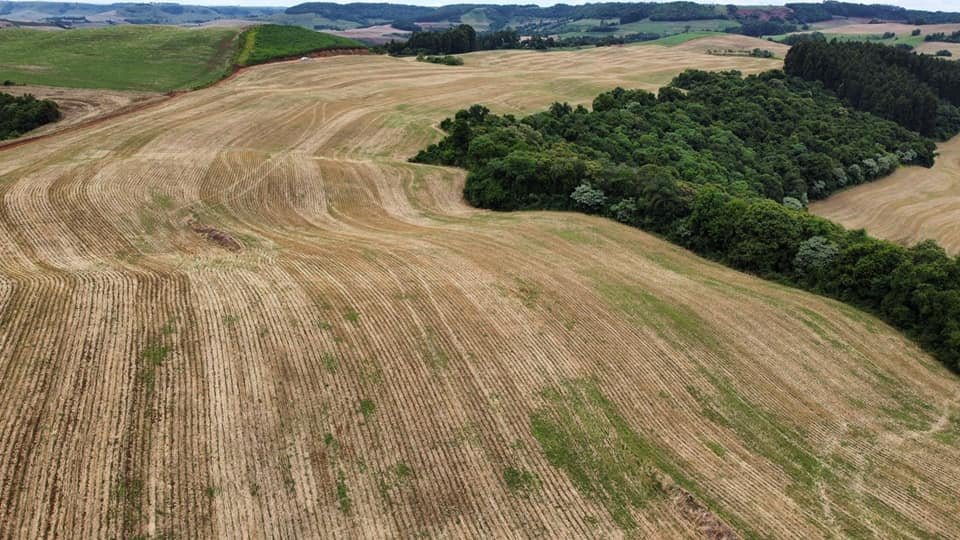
[0,24,365,92]
[0,26,240,91]
[460,8,493,31]
[637,31,726,47]
[236,24,364,66]
[553,18,737,40]
[618,18,737,34]
[770,31,927,48]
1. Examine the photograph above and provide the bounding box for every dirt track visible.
[1,44,959,538]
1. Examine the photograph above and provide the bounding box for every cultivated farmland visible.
[811,135,960,255]
[0,26,242,91]
[1,43,959,538]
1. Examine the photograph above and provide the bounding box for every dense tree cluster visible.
[778,31,826,46]
[785,41,960,139]
[416,53,463,65]
[382,25,660,55]
[392,24,477,55]
[786,1,960,25]
[925,31,960,43]
[648,1,719,21]
[411,71,960,370]
[416,70,931,205]
[729,19,797,37]
[784,3,832,23]
[0,92,60,141]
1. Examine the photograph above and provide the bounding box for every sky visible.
[34,0,960,11]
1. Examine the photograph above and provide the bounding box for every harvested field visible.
[819,22,960,37]
[672,34,790,56]
[811,135,960,255]
[914,41,960,57]
[1,46,959,538]
[328,24,411,44]
[0,85,163,137]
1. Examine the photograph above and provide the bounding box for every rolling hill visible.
[0,26,242,91]
[0,25,365,92]
[0,43,958,537]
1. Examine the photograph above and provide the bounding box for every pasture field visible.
[0,26,241,92]
[811,135,960,254]
[547,17,737,40]
[235,24,364,66]
[1,41,959,538]
[773,21,960,52]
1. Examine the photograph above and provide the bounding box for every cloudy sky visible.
[61,0,960,10]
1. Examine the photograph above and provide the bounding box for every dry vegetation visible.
[811,135,960,254]
[1,43,959,537]
[913,41,960,58]
[671,34,790,56]
[0,85,163,137]
[818,21,960,37]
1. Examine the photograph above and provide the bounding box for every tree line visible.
[412,70,960,370]
[380,25,661,56]
[0,92,60,141]
[925,31,960,43]
[784,40,960,139]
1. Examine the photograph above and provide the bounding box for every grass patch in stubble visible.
[336,471,352,515]
[530,378,697,530]
[514,278,542,308]
[378,462,415,504]
[502,466,541,496]
[343,308,360,323]
[321,352,338,373]
[359,398,376,420]
[588,272,719,349]
[866,366,936,431]
[420,327,450,370]
[705,441,726,458]
[112,477,144,523]
[139,342,170,394]
[687,370,829,512]
[934,412,960,445]
[548,226,600,245]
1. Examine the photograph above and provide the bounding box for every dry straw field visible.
[811,135,960,255]
[1,43,960,538]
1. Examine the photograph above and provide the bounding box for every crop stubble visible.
[0,44,959,538]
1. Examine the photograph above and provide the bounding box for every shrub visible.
[416,54,464,66]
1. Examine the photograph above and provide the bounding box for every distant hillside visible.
[287,1,960,32]
[0,1,284,26]
[1,1,959,33]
